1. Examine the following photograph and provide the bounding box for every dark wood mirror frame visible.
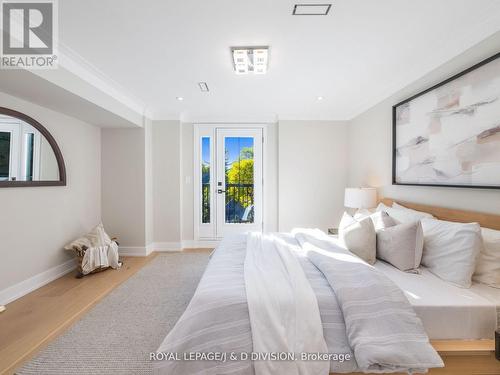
[0,107,66,187]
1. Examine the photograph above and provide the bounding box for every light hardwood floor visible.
[0,254,157,375]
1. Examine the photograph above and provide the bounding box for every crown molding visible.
[56,44,147,117]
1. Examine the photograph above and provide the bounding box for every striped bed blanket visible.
[153,230,443,375]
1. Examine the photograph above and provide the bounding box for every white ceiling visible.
[59,0,500,121]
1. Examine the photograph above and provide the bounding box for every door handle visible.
[217,189,226,194]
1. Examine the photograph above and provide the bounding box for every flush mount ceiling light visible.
[317,96,324,101]
[292,4,332,15]
[198,82,209,92]
[231,46,269,75]
[176,96,184,101]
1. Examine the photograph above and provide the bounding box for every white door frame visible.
[194,123,268,240]
[0,119,41,181]
[20,122,42,181]
[0,122,19,181]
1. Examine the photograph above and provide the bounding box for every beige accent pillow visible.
[339,212,376,264]
[473,228,500,288]
[376,221,424,272]
[370,211,397,232]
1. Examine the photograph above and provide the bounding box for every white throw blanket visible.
[81,241,120,275]
[244,232,329,375]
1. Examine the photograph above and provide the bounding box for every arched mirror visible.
[0,107,66,187]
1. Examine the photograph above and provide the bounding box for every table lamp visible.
[344,187,377,216]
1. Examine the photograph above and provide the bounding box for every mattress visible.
[374,260,500,340]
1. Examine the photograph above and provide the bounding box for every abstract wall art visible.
[393,53,500,188]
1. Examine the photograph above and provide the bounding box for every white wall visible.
[348,31,500,214]
[39,136,59,180]
[0,91,101,295]
[152,120,182,245]
[101,121,156,253]
[279,120,349,232]
[181,123,194,242]
[263,123,279,233]
[101,128,146,249]
[144,118,154,247]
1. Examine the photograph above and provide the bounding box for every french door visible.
[195,125,263,239]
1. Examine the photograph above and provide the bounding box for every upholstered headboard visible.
[380,198,500,231]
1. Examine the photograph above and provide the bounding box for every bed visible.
[153,199,500,375]
[375,260,500,340]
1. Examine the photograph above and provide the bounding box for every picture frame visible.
[392,52,500,189]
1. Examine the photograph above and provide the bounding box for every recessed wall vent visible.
[198,82,209,92]
[292,4,332,15]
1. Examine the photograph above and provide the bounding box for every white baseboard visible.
[120,240,219,256]
[0,258,77,306]
[182,239,220,249]
[146,243,155,255]
[153,242,182,252]
[119,246,150,257]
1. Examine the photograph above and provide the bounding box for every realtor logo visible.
[1,0,58,69]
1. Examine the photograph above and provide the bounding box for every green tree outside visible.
[226,148,254,208]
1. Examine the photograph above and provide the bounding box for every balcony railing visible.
[202,183,210,223]
[201,182,254,224]
[225,183,254,223]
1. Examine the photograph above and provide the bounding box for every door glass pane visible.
[0,132,11,181]
[225,137,254,224]
[25,133,34,181]
[201,137,210,223]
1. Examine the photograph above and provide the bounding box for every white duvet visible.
[245,232,329,375]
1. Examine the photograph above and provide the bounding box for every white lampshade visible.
[344,187,377,209]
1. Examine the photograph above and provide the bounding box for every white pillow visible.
[377,202,434,224]
[353,209,373,221]
[339,212,376,264]
[392,202,435,219]
[421,218,482,288]
[377,221,424,272]
[375,202,391,212]
[473,228,500,288]
[375,204,415,224]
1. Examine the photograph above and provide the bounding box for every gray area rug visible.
[18,253,210,375]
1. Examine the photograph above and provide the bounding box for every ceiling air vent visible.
[292,4,332,15]
[198,82,209,92]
